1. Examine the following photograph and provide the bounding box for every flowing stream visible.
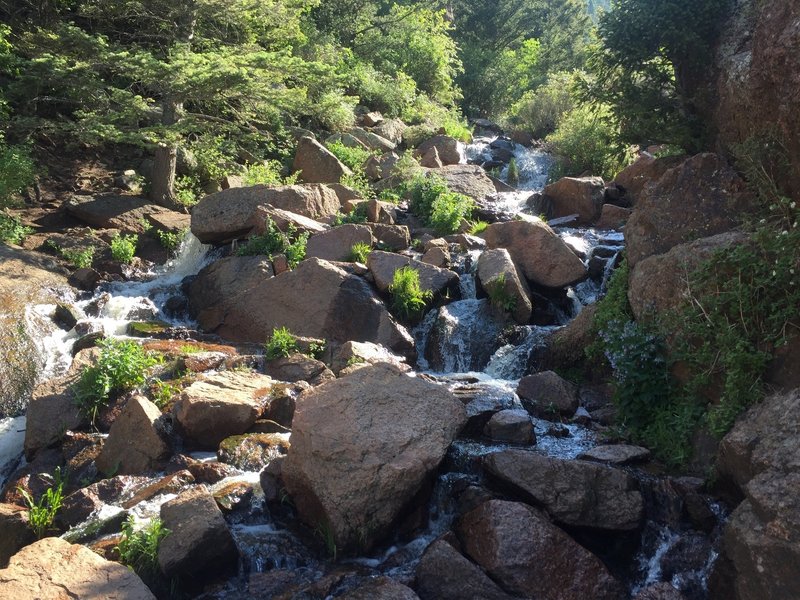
[0,137,723,599]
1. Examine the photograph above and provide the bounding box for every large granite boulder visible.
[65,194,178,234]
[158,487,239,583]
[172,371,274,448]
[429,165,496,202]
[482,220,588,288]
[292,136,352,184]
[456,500,625,600]
[541,177,605,225]
[484,449,644,531]
[191,184,341,243]
[188,257,414,356]
[476,248,532,325]
[367,250,459,296]
[306,224,374,262]
[282,363,466,551]
[0,537,154,599]
[625,153,755,267]
[516,370,578,418]
[348,127,396,153]
[415,135,462,166]
[23,374,84,460]
[711,388,800,600]
[96,396,171,475]
[612,154,687,206]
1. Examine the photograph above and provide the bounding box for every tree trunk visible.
[150,97,183,210]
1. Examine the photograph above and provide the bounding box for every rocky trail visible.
[0,116,795,600]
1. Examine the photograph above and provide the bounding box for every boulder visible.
[218,433,290,471]
[0,537,154,599]
[144,210,191,234]
[367,250,459,296]
[421,245,450,268]
[541,304,597,371]
[456,500,625,600]
[374,119,407,145]
[634,583,687,600]
[595,204,632,229]
[627,231,748,321]
[188,257,414,356]
[339,577,420,600]
[247,205,327,236]
[416,538,516,600]
[158,487,238,583]
[263,354,335,386]
[282,363,466,550]
[613,154,687,206]
[416,135,461,166]
[516,371,578,418]
[293,136,352,184]
[172,371,274,448]
[484,449,644,531]
[65,194,176,234]
[419,146,444,169]
[711,389,800,600]
[542,177,605,225]
[578,444,652,466]
[327,183,363,209]
[95,396,171,475]
[191,184,340,243]
[0,504,35,567]
[365,152,400,181]
[329,341,407,375]
[476,248,532,324]
[361,111,384,127]
[482,220,588,288]
[366,199,397,224]
[325,132,370,151]
[626,153,755,266]
[430,164,496,202]
[348,127,396,153]
[367,223,411,250]
[483,409,534,445]
[306,224,374,262]
[23,374,84,460]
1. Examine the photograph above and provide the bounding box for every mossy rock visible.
[217,433,290,472]
[126,320,172,337]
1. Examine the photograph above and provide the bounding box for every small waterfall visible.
[484,325,559,380]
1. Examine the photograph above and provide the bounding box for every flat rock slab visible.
[283,363,466,551]
[66,194,179,233]
[306,224,374,262]
[0,537,154,599]
[578,444,652,465]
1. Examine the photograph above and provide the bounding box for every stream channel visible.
[0,137,725,599]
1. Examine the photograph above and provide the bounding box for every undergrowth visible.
[406,174,474,235]
[116,516,170,584]
[265,326,299,360]
[19,467,64,539]
[388,266,432,321]
[237,217,308,268]
[0,212,33,244]
[110,233,137,264]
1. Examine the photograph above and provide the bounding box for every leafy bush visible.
[503,72,575,139]
[311,90,358,132]
[345,58,417,118]
[60,246,95,269]
[150,379,180,409]
[0,139,36,208]
[242,160,299,186]
[265,326,299,360]
[116,516,170,582]
[74,338,160,424]
[469,220,489,235]
[0,212,33,244]
[546,103,632,180]
[402,124,437,149]
[407,174,474,234]
[110,233,138,264]
[341,171,376,201]
[388,266,432,320]
[332,204,368,226]
[326,141,373,172]
[349,242,371,263]
[174,175,201,207]
[155,229,183,253]
[507,157,520,187]
[237,217,308,268]
[18,467,64,539]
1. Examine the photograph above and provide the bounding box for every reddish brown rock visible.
[595,204,632,229]
[367,250,459,296]
[517,370,578,418]
[482,220,587,288]
[0,504,35,567]
[293,136,352,184]
[542,176,605,225]
[415,135,462,166]
[476,248,532,324]
[613,154,687,206]
[283,363,466,551]
[456,500,625,600]
[306,224,374,262]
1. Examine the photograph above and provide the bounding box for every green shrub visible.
[332,204,368,226]
[74,338,160,424]
[110,233,138,264]
[349,242,371,263]
[237,217,308,268]
[116,516,170,581]
[0,140,36,208]
[388,266,432,320]
[155,229,184,253]
[407,174,450,219]
[0,212,33,244]
[150,379,180,409]
[341,171,376,201]
[503,72,575,139]
[407,174,474,234]
[60,246,95,269]
[265,326,299,360]
[507,157,520,187]
[311,90,357,132]
[174,175,201,207]
[242,160,299,186]
[402,124,437,148]
[469,220,489,235]
[18,467,64,539]
[326,141,373,172]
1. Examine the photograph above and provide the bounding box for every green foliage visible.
[388,266,432,321]
[174,176,201,207]
[503,71,575,139]
[116,516,170,582]
[306,340,327,360]
[155,229,184,253]
[325,140,373,172]
[340,172,376,201]
[311,90,358,132]
[242,160,298,187]
[469,221,489,235]
[18,468,65,539]
[486,274,517,313]
[332,204,368,226]
[403,124,437,149]
[74,338,160,425]
[60,246,96,269]
[110,233,137,264]
[150,380,180,409]
[507,157,520,187]
[407,174,474,234]
[265,326,299,360]
[546,103,632,179]
[0,212,33,244]
[348,242,371,264]
[0,138,36,208]
[237,217,308,268]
